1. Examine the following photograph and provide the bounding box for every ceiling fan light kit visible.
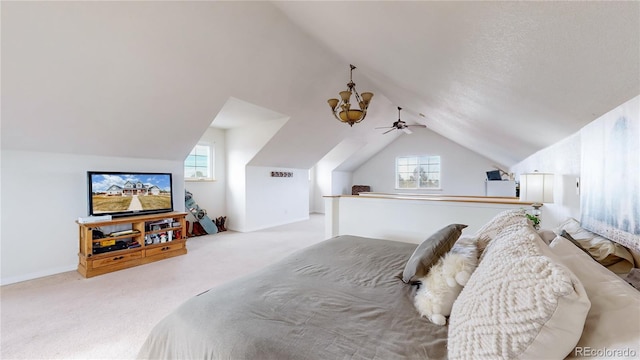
[376,107,427,134]
[328,64,374,126]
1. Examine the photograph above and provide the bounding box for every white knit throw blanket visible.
[448,223,580,359]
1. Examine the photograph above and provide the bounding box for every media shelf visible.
[77,212,188,278]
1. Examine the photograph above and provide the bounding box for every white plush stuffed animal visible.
[413,236,479,325]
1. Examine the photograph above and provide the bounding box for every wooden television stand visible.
[77,212,188,278]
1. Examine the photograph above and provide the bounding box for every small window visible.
[396,155,441,189]
[185,143,214,181]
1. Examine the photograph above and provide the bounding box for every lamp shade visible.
[520,172,554,204]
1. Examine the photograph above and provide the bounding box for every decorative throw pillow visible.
[560,230,598,260]
[473,208,528,252]
[549,236,640,357]
[556,217,634,273]
[448,223,591,360]
[625,268,640,292]
[401,224,467,283]
[413,236,479,325]
[537,229,557,245]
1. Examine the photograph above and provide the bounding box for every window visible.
[396,155,441,189]
[185,143,214,181]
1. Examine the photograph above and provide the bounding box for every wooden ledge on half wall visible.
[324,192,535,206]
[323,192,538,242]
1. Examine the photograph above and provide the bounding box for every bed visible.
[138,210,640,360]
[137,235,448,359]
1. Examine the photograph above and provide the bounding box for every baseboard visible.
[240,216,311,233]
[1,264,77,286]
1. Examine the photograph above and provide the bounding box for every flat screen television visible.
[87,171,174,218]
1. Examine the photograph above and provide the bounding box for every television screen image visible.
[88,171,174,217]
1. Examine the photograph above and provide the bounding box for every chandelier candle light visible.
[328,64,374,126]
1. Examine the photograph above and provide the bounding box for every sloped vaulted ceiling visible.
[2,1,384,167]
[2,1,639,169]
[273,1,640,167]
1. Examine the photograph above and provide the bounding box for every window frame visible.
[184,142,215,182]
[395,155,441,190]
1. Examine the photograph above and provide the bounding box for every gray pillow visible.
[401,224,468,283]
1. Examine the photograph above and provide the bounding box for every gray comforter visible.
[137,235,448,359]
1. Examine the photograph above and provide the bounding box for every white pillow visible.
[556,218,635,273]
[473,208,529,257]
[537,229,557,245]
[448,223,591,360]
[474,208,529,243]
[549,236,640,359]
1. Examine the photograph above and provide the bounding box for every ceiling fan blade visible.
[408,124,427,128]
[381,107,424,135]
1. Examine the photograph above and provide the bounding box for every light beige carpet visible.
[1,214,325,359]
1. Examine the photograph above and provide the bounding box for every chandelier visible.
[327,64,374,126]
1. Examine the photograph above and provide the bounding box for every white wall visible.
[310,164,328,214]
[245,166,309,231]
[352,128,505,195]
[0,150,184,285]
[325,196,530,243]
[311,139,365,213]
[510,133,581,230]
[331,171,353,197]
[189,124,309,233]
[510,95,639,231]
[311,167,353,213]
[224,118,288,232]
[183,127,227,225]
[309,166,316,213]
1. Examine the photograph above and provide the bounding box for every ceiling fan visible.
[376,107,427,134]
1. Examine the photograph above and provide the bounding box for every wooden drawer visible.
[91,251,142,268]
[145,242,184,257]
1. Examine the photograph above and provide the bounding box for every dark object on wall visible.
[486,170,502,180]
[352,185,371,195]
